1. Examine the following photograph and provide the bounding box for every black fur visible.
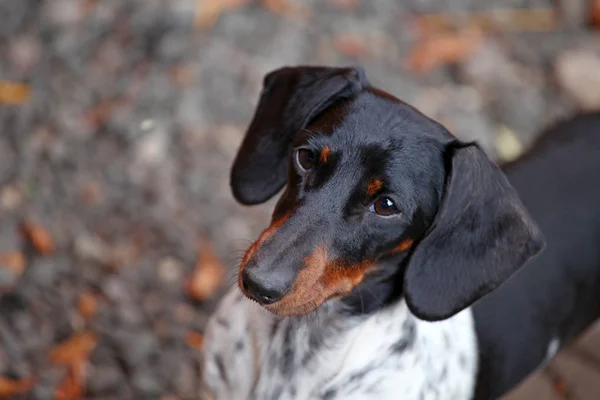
[472,113,600,399]
[231,65,600,399]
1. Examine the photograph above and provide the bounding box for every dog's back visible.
[473,112,600,399]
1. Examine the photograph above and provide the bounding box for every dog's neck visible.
[340,255,408,315]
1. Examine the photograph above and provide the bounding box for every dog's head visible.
[232,66,544,321]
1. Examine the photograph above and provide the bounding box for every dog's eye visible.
[370,197,399,216]
[296,149,315,171]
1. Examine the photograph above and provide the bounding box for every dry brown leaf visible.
[0,81,30,105]
[405,29,483,74]
[195,0,250,29]
[186,331,205,350]
[20,220,55,255]
[55,361,86,400]
[186,238,225,301]
[79,181,102,206]
[50,331,98,366]
[0,375,34,398]
[591,0,600,29]
[84,100,117,127]
[0,252,26,277]
[333,34,367,58]
[261,0,312,18]
[170,65,196,86]
[78,292,99,321]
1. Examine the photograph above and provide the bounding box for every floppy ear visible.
[230,66,368,205]
[404,142,545,321]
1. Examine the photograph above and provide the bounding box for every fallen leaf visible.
[186,238,225,301]
[20,220,55,255]
[333,34,367,58]
[55,362,86,400]
[77,292,99,321]
[590,0,600,29]
[495,125,524,162]
[195,0,250,29]
[405,28,483,73]
[416,8,558,36]
[84,100,117,127]
[0,375,35,398]
[261,0,312,18]
[50,331,98,366]
[79,181,102,206]
[186,331,204,350]
[169,64,196,86]
[0,81,30,105]
[551,374,568,397]
[0,252,26,277]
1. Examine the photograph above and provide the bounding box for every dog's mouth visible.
[239,245,373,317]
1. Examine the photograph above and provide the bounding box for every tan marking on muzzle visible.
[392,238,414,254]
[265,245,373,316]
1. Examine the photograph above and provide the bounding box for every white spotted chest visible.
[202,288,478,400]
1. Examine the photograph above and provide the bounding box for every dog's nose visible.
[241,267,286,305]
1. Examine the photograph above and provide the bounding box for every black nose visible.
[241,267,286,305]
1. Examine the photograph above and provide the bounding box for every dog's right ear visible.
[230,66,368,205]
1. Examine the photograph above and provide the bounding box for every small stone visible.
[0,186,23,211]
[556,49,600,111]
[496,125,525,163]
[87,364,124,395]
[132,371,163,396]
[157,257,183,283]
[176,360,198,398]
[140,119,155,131]
[74,234,110,264]
[45,0,84,26]
[174,303,195,325]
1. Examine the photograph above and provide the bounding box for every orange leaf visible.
[20,220,55,255]
[591,0,600,29]
[0,375,35,398]
[186,331,205,350]
[77,292,99,321]
[333,34,367,58]
[0,81,30,105]
[55,361,86,400]
[261,0,311,18]
[195,0,249,29]
[405,29,483,74]
[50,331,98,366]
[185,238,225,301]
[0,252,26,277]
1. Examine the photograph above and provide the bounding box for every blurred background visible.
[0,0,599,399]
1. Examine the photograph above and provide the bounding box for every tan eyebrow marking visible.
[320,146,331,163]
[366,179,384,196]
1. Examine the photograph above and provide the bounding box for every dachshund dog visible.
[201,66,600,400]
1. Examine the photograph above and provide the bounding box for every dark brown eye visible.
[296,149,315,171]
[370,197,399,216]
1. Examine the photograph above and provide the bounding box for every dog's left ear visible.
[404,142,545,321]
[231,66,368,205]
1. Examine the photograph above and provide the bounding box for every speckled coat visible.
[201,287,478,400]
